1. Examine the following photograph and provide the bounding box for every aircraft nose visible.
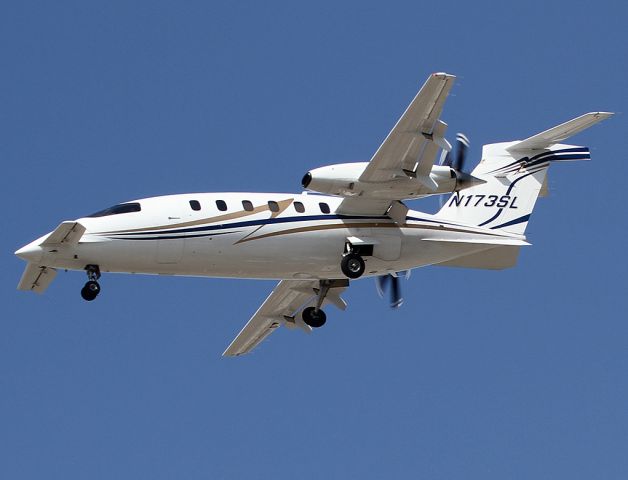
[15,241,43,263]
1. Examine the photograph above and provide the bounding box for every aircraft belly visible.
[182,228,348,278]
[156,238,184,264]
[372,234,401,261]
[43,224,498,280]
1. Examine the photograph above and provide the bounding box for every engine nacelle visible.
[302,162,479,200]
[302,163,370,196]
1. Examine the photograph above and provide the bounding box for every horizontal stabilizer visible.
[422,237,530,246]
[17,264,57,293]
[42,221,86,246]
[506,112,613,152]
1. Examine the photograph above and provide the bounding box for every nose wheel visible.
[81,265,101,301]
[81,280,101,301]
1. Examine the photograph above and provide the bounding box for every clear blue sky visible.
[3,1,627,478]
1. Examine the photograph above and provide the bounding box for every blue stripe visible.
[107,231,239,241]
[113,214,389,237]
[478,210,503,227]
[525,153,590,169]
[490,214,531,230]
[111,213,473,238]
[103,215,494,242]
[488,147,589,174]
[477,168,543,227]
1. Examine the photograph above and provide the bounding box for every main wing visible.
[337,73,456,215]
[223,280,348,356]
[360,72,455,185]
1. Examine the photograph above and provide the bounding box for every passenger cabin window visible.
[87,202,141,217]
[242,200,254,211]
[216,200,227,211]
[189,200,201,211]
[268,201,279,212]
[319,202,330,214]
[293,201,305,213]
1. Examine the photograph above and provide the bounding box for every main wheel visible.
[341,253,365,279]
[302,306,327,328]
[81,280,100,301]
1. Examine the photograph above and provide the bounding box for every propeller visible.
[376,271,409,309]
[441,133,470,172]
[439,133,481,207]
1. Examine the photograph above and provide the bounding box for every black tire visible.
[81,280,100,301]
[302,306,327,328]
[341,253,365,279]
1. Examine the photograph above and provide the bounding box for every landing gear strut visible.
[81,264,101,301]
[301,279,335,328]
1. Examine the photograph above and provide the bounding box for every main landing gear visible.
[341,253,365,279]
[81,264,101,301]
[301,279,348,328]
[341,243,366,279]
[302,306,326,328]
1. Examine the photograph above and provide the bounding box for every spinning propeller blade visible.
[375,273,405,309]
[439,133,473,207]
[441,133,470,171]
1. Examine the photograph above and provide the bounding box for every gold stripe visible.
[100,198,294,234]
[236,199,294,242]
[236,221,505,244]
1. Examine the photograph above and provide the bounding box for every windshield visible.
[87,202,141,218]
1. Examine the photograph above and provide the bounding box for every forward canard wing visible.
[223,280,348,357]
[41,221,86,246]
[16,221,86,294]
[17,264,58,293]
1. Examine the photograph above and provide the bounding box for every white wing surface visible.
[223,280,348,357]
[506,112,614,152]
[360,72,455,184]
[17,264,57,293]
[336,73,456,216]
[42,221,86,246]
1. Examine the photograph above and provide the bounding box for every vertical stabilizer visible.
[436,142,589,235]
[436,111,612,234]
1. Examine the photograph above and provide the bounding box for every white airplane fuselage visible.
[18,192,514,280]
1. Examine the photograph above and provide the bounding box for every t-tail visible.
[435,112,613,235]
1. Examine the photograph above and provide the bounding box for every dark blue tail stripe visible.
[491,214,531,230]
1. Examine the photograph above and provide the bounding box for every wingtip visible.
[586,111,613,116]
[432,72,456,80]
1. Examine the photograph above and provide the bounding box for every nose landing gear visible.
[81,265,101,301]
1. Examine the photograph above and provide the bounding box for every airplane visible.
[14,73,612,356]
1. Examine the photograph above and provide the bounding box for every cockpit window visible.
[87,202,142,217]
